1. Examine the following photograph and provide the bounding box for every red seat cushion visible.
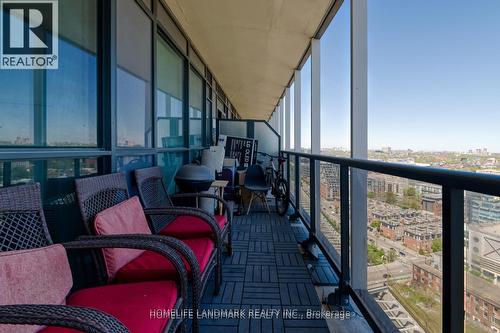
[0,245,73,333]
[93,196,152,280]
[159,214,226,239]
[115,237,214,283]
[41,281,178,333]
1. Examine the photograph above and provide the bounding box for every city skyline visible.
[300,0,500,153]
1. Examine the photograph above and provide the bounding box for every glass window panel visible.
[117,155,154,194]
[10,161,35,185]
[157,3,187,53]
[158,152,184,194]
[190,149,202,164]
[301,57,311,152]
[117,0,152,147]
[157,37,185,148]
[206,98,213,145]
[320,0,350,156]
[0,0,97,147]
[290,82,295,149]
[189,69,203,147]
[367,0,500,156]
[189,46,205,74]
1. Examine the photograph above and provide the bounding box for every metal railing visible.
[282,150,500,333]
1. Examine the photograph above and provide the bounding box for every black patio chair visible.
[244,164,272,215]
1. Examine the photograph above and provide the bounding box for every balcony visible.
[1,0,500,333]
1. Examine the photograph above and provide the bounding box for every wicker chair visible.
[0,183,188,333]
[74,173,222,332]
[134,166,233,256]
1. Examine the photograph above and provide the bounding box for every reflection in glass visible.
[117,155,154,194]
[117,68,149,147]
[189,69,203,147]
[0,0,97,147]
[10,161,35,185]
[117,0,152,147]
[158,152,184,193]
[156,38,185,148]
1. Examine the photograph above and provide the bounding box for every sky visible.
[300,0,500,152]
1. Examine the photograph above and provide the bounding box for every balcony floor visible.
[199,210,331,333]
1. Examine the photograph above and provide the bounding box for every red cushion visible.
[115,237,214,283]
[41,281,178,333]
[0,245,73,333]
[93,196,152,280]
[159,214,226,239]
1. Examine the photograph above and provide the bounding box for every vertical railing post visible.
[329,164,351,306]
[442,187,464,333]
[350,0,368,290]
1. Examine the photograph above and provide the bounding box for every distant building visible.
[367,173,408,196]
[380,219,404,241]
[421,193,442,216]
[465,274,500,332]
[466,192,500,225]
[468,224,500,284]
[320,162,340,200]
[412,262,441,293]
[403,224,441,252]
[412,263,500,332]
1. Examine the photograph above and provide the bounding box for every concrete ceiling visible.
[163,0,332,120]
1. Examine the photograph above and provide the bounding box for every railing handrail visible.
[283,149,491,333]
[283,150,500,197]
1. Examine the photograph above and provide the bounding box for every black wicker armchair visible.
[74,173,222,332]
[134,166,233,256]
[0,183,188,333]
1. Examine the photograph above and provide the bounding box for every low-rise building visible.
[403,224,441,252]
[412,262,441,293]
[412,263,500,332]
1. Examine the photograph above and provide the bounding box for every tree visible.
[386,248,397,263]
[431,238,442,253]
[385,191,397,204]
[404,187,416,197]
[370,220,381,231]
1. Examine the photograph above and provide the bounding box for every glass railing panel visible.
[289,157,296,206]
[299,157,311,217]
[367,172,442,332]
[319,161,341,256]
[254,122,279,157]
[465,191,500,333]
[218,120,247,138]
